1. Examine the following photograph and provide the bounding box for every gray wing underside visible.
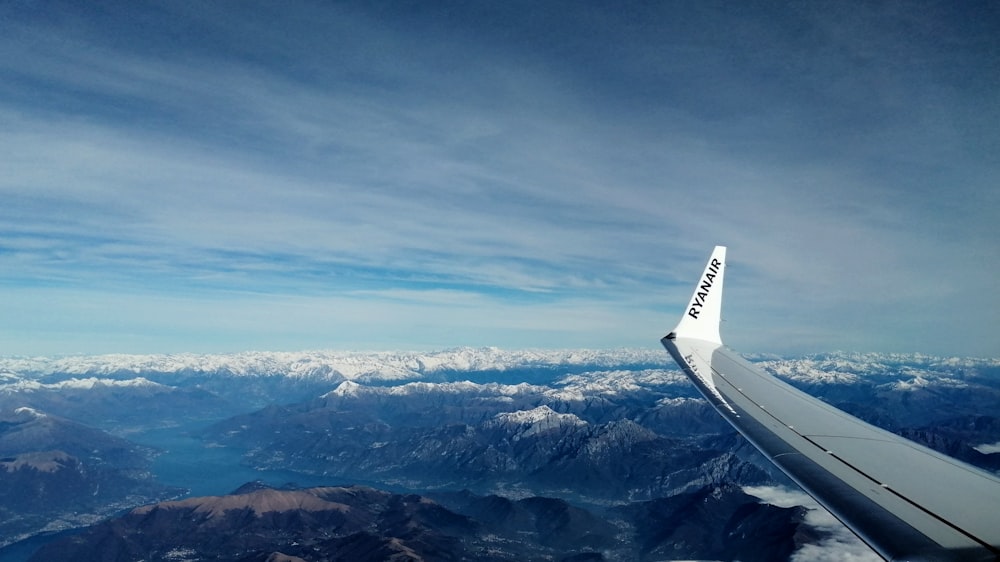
[662,247,1000,562]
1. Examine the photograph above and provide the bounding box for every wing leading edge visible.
[661,246,1000,562]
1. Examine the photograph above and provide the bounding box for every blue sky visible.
[1,1,998,357]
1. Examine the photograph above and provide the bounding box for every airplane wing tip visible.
[660,244,1000,562]
[670,245,727,344]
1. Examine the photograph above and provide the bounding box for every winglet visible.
[667,246,726,344]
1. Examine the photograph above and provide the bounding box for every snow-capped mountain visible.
[0,347,667,383]
[3,347,997,443]
[755,352,1000,384]
[492,405,587,427]
[3,347,998,560]
[2,348,995,390]
[2,376,165,393]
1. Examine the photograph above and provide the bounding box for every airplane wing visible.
[660,246,1000,562]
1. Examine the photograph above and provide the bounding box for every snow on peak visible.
[0,347,669,382]
[489,406,587,441]
[1,376,165,393]
[59,377,162,390]
[656,396,705,407]
[329,380,363,397]
[886,372,968,392]
[322,379,548,400]
[493,405,585,427]
[548,369,687,401]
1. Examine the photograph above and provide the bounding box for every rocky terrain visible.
[1,347,997,560]
[0,407,182,547]
[32,482,810,562]
[204,387,770,503]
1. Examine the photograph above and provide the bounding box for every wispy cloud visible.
[0,2,997,355]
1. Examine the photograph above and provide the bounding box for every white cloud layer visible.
[744,485,881,562]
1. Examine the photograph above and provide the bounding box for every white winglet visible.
[670,245,726,344]
[659,245,1000,560]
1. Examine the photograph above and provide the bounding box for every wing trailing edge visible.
[661,247,1000,562]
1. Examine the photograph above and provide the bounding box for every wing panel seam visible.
[707,358,1000,556]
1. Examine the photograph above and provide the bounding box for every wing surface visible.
[661,246,1000,562]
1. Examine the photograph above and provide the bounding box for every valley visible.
[1,348,997,561]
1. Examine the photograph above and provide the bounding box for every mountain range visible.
[1,347,998,560]
[0,407,182,547]
[31,481,812,562]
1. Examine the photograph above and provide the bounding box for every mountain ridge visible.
[2,348,998,561]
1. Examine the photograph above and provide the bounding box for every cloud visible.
[743,485,881,562]
[0,2,997,355]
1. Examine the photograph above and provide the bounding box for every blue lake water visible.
[0,531,81,562]
[137,425,341,497]
[0,422,347,562]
